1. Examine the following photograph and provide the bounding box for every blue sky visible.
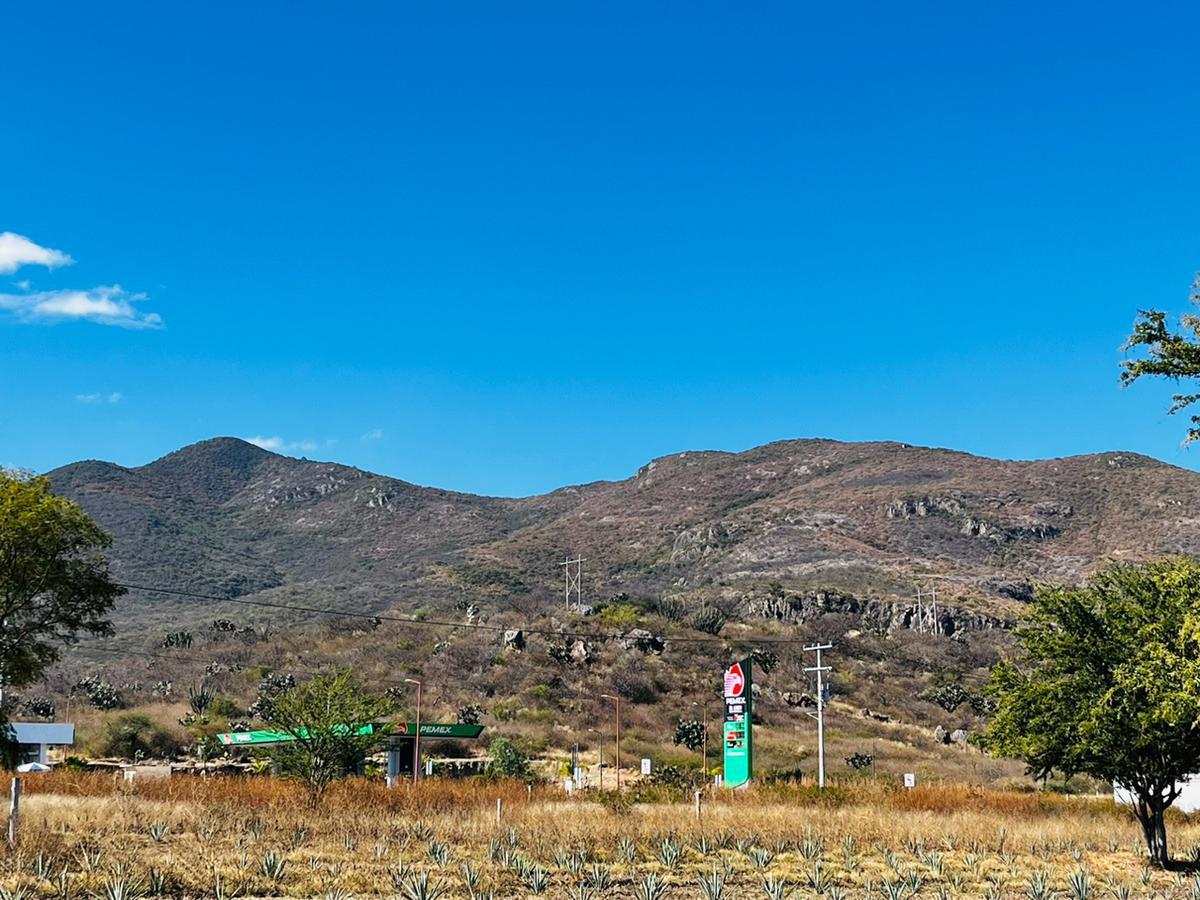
[3,2,1199,497]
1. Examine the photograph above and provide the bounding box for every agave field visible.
[2,774,1199,899]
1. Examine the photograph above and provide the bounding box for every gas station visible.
[216,721,485,782]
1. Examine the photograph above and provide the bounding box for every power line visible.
[112,581,824,646]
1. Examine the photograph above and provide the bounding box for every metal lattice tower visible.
[559,555,584,610]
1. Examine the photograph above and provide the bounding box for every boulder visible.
[570,639,592,665]
[503,629,525,651]
[620,629,665,654]
[950,728,969,744]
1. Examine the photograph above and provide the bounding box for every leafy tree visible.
[1,470,122,767]
[484,736,532,780]
[979,559,1200,867]
[261,671,394,806]
[1121,275,1200,442]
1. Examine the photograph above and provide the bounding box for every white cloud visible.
[0,232,73,274]
[0,285,163,329]
[246,435,318,454]
[75,392,124,404]
[360,428,384,441]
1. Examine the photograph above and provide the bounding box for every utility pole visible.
[804,643,833,788]
[930,586,939,635]
[915,588,924,634]
[559,556,584,610]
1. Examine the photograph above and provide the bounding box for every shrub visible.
[484,737,532,780]
[456,704,484,725]
[613,671,659,705]
[599,602,641,628]
[95,713,180,760]
[673,719,705,752]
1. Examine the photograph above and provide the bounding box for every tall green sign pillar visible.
[722,658,752,787]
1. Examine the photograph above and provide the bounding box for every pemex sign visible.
[723,658,753,787]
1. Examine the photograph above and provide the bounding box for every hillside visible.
[47,437,1200,628]
[34,436,1200,782]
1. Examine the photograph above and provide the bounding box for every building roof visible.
[10,722,75,745]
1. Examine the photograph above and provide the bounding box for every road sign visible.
[904,772,916,788]
[641,758,652,776]
[722,658,753,788]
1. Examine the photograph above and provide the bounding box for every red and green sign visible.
[722,659,753,787]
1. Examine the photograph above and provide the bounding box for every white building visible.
[11,722,75,765]
[1114,777,1200,814]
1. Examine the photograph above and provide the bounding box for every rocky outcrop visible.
[671,523,743,564]
[887,494,1059,543]
[570,639,592,665]
[619,629,665,654]
[740,589,1012,636]
[503,629,525,651]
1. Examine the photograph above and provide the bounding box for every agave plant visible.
[259,849,287,883]
[617,836,637,863]
[750,846,775,869]
[522,866,551,894]
[633,873,668,900]
[400,871,450,900]
[101,876,144,900]
[759,874,794,900]
[147,822,169,843]
[1068,868,1092,900]
[427,840,450,867]
[657,836,682,870]
[697,865,727,900]
[586,863,612,892]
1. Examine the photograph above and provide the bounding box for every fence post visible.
[694,789,702,820]
[496,797,502,824]
[7,776,20,846]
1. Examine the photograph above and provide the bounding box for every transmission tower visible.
[559,555,584,610]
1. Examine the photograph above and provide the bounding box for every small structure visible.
[1115,777,1200,814]
[10,722,75,765]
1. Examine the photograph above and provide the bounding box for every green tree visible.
[1,470,123,767]
[484,736,532,780]
[261,671,394,806]
[1121,274,1200,442]
[979,559,1200,867]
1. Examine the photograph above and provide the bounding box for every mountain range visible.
[46,436,1200,632]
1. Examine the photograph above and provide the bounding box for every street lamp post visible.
[600,693,621,790]
[404,678,422,785]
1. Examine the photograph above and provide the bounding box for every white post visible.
[804,643,833,789]
[694,789,702,819]
[7,776,20,847]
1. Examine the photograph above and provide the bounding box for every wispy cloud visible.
[246,435,318,454]
[360,428,384,442]
[0,285,163,329]
[75,391,124,404]
[0,232,73,274]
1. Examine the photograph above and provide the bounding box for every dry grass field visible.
[2,774,1199,899]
